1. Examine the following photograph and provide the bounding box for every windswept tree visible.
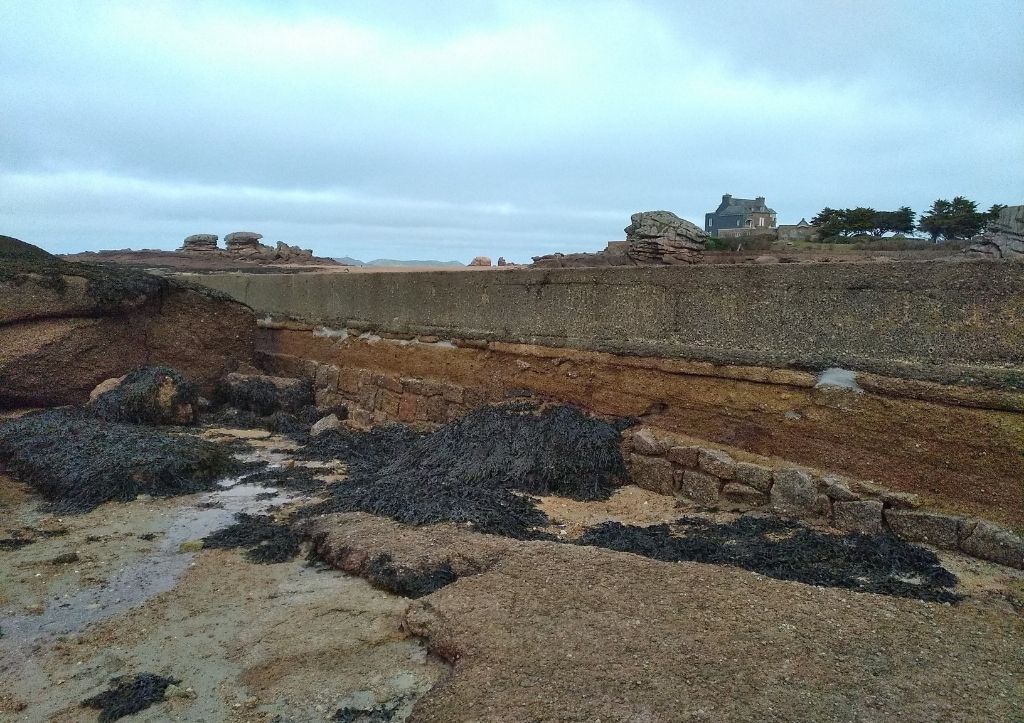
[986,204,1008,223]
[891,206,916,234]
[810,207,852,238]
[918,197,987,241]
[813,205,915,239]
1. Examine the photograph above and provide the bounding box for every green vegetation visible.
[810,207,915,239]
[810,197,1007,244]
[918,197,994,241]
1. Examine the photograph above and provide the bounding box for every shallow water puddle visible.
[0,475,298,655]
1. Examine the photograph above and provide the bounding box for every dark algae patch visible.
[0,409,235,512]
[579,515,960,602]
[300,403,626,539]
[212,376,314,416]
[332,698,405,722]
[363,553,460,598]
[90,366,198,425]
[81,673,179,722]
[202,512,302,563]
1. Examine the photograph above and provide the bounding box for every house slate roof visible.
[716,197,777,216]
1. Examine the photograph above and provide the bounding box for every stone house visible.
[777,218,817,241]
[704,194,777,235]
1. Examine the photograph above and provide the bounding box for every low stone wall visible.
[620,426,1023,570]
[269,345,1024,570]
[255,324,1024,529]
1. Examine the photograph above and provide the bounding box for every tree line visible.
[810,198,1007,242]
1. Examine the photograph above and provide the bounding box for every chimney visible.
[755,196,765,205]
[722,194,732,202]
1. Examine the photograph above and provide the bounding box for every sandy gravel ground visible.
[0,437,445,722]
[2,434,1023,722]
[314,513,1024,723]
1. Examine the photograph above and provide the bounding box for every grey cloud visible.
[1,1,1021,260]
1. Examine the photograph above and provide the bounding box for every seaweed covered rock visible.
[0,236,257,408]
[81,673,180,722]
[0,408,235,511]
[202,513,302,563]
[213,372,313,416]
[579,515,959,602]
[89,366,198,425]
[300,403,627,538]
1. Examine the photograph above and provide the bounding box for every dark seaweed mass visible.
[90,366,198,425]
[332,698,404,722]
[580,515,960,602]
[202,513,302,563]
[0,409,235,512]
[299,403,627,539]
[212,376,313,416]
[363,553,460,598]
[81,673,179,722]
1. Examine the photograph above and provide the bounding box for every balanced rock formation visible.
[623,211,708,265]
[224,231,264,255]
[180,234,219,253]
[1,235,257,408]
[469,256,492,267]
[533,211,708,268]
[965,205,1024,261]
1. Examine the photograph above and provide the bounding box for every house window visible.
[759,217,765,227]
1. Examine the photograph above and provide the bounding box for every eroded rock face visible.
[469,256,492,267]
[624,211,708,265]
[0,236,257,408]
[965,205,1024,260]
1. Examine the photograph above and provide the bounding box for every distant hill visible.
[335,257,464,268]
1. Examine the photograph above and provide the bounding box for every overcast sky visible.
[2,1,1022,262]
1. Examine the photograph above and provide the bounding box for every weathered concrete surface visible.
[183,261,1024,388]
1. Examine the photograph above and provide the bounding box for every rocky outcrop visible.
[224,231,263,254]
[223,233,314,263]
[274,241,314,262]
[965,205,1024,260]
[623,211,708,265]
[0,236,257,409]
[180,234,219,253]
[213,373,313,415]
[469,256,492,267]
[533,211,707,268]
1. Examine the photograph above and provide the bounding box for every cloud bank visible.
[2,1,1021,261]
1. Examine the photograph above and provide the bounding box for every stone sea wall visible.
[183,260,1024,389]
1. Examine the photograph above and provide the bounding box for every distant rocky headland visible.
[61,231,343,272]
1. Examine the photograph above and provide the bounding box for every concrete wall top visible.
[181,261,1024,389]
